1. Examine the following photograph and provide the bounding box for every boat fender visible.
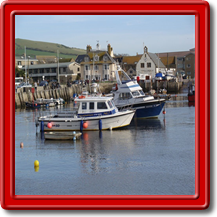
[83,122,88,128]
[80,120,84,131]
[40,121,44,132]
[99,119,102,131]
[47,122,52,128]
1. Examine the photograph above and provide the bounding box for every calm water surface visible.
[15,94,195,195]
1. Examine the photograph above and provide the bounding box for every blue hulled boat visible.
[111,66,165,118]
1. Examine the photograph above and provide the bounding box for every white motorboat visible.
[111,66,165,118]
[35,98,65,106]
[36,96,135,131]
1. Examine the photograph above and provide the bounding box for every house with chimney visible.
[75,43,117,81]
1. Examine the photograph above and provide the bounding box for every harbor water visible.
[15,94,195,195]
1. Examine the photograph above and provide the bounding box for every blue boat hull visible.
[133,102,165,118]
[25,102,49,109]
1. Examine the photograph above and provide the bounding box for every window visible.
[29,70,32,74]
[108,101,113,109]
[84,57,89,62]
[51,68,56,73]
[104,64,109,70]
[34,69,38,74]
[187,64,191,68]
[139,90,145,96]
[130,70,133,74]
[105,74,109,80]
[39,69,44,73]
[82,102,87,110]
[86,75,89,79]
[118,93,132,100]
[90,102,94,109]
[187,71,191,75]
[141,63,144,68]
[97,102,107,109]
[18,61,21,65]
[132,91,140,97]
[63,67,66,72]
[103,56,108,61]
[85,65,89,70]
[31,61,34,65]
[46,69,50,73]
[77,68,80,71]
[147,62,151,68]
[94,65,98,70]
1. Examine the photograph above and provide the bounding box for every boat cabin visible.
[76,97,118,117]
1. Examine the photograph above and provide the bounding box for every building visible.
[15,55,38,69]
[158,48,195,78]
[136,46,165,78]
[117,46,165,78]
[24,62,80,83]
[121,55,141,78]
[75,44,117,81]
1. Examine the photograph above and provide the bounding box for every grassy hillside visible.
[15,38,86,59]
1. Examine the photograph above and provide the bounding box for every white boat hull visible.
[38,110,135,131]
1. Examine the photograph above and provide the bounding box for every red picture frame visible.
[0,0,210,210]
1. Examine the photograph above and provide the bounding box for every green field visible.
[15,38,86,59]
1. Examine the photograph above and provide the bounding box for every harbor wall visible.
[15,81,181,109]
[15,83,114,109]
[139,80,182,93]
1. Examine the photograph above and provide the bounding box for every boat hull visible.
[134,102,165,118]
[38,110,135,131]
[44,132,82,140]
[26,102,49,109]
[117,100,165,119]
[188,94,195,102]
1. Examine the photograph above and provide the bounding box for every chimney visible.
[107,44,114,57]
[86,45,92,53]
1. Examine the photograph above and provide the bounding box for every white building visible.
[136,46,165,78]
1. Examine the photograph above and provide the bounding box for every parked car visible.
[17,82,32,89]
[39,80,48,86]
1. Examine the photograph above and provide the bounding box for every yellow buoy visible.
[34,160,39,167]
[20,142,24,148]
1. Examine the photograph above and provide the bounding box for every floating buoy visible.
[47,122,52,128]
[73,131,76,135]
[35,103,37,106]
[163,110,166,114]
[34,160,39,167]
[20,142,24,148]
[73,136,76,141]
[83,122,88,128]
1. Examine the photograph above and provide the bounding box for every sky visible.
[15,15,195,55]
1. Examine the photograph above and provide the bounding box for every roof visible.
[122,53,165,68]
[75,54,88,64]
[148,53,165,68]
[157,50,195,58]
[122,55,142,65]
[15,56,38,61]
[77,51,116,65]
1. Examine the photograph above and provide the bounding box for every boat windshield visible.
[139,90,145,96]
[108,100,113,109]
[132,91,140,97]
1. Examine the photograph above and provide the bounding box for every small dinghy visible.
[44,131,82,140]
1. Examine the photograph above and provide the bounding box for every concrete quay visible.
[15,83,114,109]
